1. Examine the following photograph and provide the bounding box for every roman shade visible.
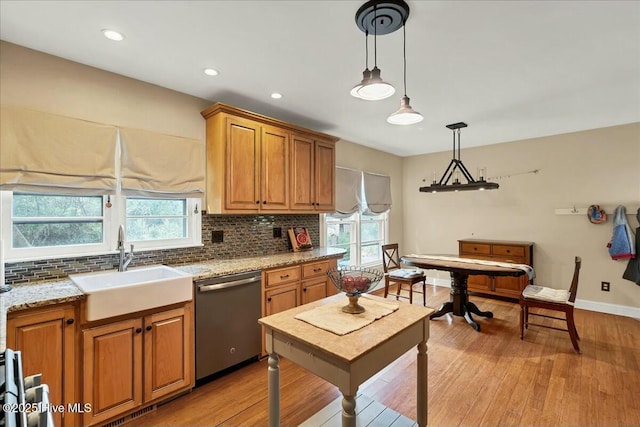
[362,171,392,214]
[334,167,363,218]
[0,106,117,194]
[119,127,204,198]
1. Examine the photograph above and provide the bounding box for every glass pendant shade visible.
[387,95,424,125]
[356,66,395,100]
[350,68,372,98]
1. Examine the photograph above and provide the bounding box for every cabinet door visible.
[143,306,192,402]
[226,117,260,210]
[467,275,492,293]
[314,140,335,211]
[7,305,76,427]
[265,283,300,316]
[261,126,289,210]
[289,134,315,211]
[83,319,143,426]
[301,278,328,305]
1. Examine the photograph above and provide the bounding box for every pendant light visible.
[387,22,423,125]
[350,31,371,99]
[419,122,500,193]
[353,1,409,101]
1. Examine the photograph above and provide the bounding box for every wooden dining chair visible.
[519,256,582,353]
[381,243,427,306]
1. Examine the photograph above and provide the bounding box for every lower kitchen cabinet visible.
[6,304,78,427]
[82,303,192,426]
[261,258,338,355]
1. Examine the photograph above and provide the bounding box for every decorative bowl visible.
[327,266,384,314]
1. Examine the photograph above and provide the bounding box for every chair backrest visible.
[568,256,582,303]
[381,243,402,273]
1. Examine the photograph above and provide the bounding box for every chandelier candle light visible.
[419,122,500,193]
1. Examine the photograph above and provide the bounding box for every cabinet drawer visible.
[302,261,330,279]
[460,242,491,255]
[493,245,525,257]
[265,266,300,287]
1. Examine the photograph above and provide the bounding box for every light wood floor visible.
[129,285,640,427]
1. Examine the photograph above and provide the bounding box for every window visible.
[0,191,201,261]
[323,212,387,267]
[125,197,200,250]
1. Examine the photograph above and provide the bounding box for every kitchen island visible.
[260,293,433,427]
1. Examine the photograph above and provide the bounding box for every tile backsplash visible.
[3,214,320,285]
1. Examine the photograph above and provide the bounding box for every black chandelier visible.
[419,122,499,193]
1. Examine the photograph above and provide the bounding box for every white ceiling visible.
[1,1,639,156]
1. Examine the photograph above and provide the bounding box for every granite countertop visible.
[1,247,345,351]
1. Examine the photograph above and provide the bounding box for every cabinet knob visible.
[146,325,153,331]
[256,200,260,204]
[66,318,75,325]
[263,201,267,204]
[136,328,142,334]
[267,297,272,302]
[303,287,307,292]
[506,250,511,253]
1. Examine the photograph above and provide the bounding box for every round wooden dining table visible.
[401,255,528,331]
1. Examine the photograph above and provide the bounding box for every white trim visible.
[575,298,640,319]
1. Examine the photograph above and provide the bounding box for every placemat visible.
[294,295,399,336]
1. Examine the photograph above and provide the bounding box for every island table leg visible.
[268,352,280,427]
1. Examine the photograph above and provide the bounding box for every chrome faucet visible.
[117,225,134,272]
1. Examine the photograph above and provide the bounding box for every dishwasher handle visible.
[197,275,260,292]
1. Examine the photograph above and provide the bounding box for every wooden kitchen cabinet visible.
[201,103,337,214]
[82,303,192,426]
[261,258,338,355]
[290,133,336,212]
[6,303,78,427]
[459,239,534,299]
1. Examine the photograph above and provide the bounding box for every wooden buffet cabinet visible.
[201,103,338,214]
[261,258,338,355]
[458,239,534,299]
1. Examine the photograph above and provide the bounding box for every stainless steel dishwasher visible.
[194,270,262,381]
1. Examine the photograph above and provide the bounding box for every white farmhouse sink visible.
[70,265,193,321]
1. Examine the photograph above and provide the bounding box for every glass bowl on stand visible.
[327,266,384,314]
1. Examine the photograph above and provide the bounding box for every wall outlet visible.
[601,281,610,292]
[212,230,224,243]
[273,227,282,238]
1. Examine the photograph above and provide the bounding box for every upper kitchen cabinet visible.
[290,134,336,212]
[201,103,338,214]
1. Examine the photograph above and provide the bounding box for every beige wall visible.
[403,124,640,310]
[0,41,211,139]
[335,140,404,251]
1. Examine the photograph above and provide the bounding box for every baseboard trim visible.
[575,299,640,319]
[427,278,639,319]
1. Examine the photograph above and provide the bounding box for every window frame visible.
[321,211,388,267]
[0,191,202,262]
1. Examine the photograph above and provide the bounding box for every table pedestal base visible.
[430,272,493,331]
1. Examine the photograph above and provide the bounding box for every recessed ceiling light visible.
[203,68,219,76]
[102,29,124,41]
[271,93,283,99]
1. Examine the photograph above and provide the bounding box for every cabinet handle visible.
[506,249,511,253]
[256,200,260,204]
[66,318,75,325]
[136,328,142,334]
[313,268,322,272]
[263,201,267,204]
[303,287,307,292]
[280,274,289,279]
[267,297,272,302]
[473,247,478,251]
[146,325,153,331]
